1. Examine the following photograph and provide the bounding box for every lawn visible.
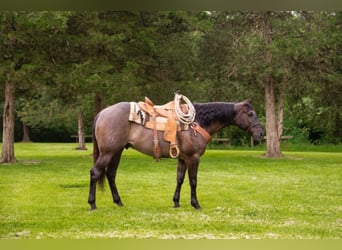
[0,143,341,239]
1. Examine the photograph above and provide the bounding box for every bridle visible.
[235,110,262,133]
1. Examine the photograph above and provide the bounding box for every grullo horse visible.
[88,99,263,210]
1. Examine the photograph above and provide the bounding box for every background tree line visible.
[1,11,341,162]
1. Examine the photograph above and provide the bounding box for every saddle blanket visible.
[128,102,146,125]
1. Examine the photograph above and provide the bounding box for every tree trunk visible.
[1,79,16,163]
[76,112,87,150]
[21,123,31,142]
[264,79,283,158]
[277,85,285,140]
[263,12,283,158]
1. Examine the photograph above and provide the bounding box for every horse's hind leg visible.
[88,154,112,210]
[88,167,102,210]
[106,149,124,207]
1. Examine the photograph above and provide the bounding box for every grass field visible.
[0,143,341,239]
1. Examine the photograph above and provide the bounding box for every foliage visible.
[0,143,341,239]
[0,11,341,144]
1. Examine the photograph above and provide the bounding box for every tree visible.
[1,12,20,163]
[301,12,341,144]
[197,11,342,153]
[2,11,340,147]
[1,11,71,161]
[262,12,283,157]
[1,76,16,163]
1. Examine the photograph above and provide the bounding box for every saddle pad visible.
[128,102,146,125]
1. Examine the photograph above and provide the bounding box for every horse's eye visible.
[248,111,254,117]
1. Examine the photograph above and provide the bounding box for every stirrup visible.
[169,144,180,158]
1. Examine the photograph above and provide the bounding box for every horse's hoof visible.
[191,202,201,210]
[89,204,97,211]
[173,204,180,208]
[115,200,124,207]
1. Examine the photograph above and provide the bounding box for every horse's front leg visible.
[186,155,201,209]
[173,159,187,208]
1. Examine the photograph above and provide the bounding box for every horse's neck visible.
[194,102,236,135]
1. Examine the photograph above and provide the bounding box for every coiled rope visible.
[174,93,196,125]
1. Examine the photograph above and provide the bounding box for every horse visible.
[88,99,264,210]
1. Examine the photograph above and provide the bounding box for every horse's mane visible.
[194,102,235,128]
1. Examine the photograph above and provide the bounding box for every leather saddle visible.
[138,97,189,160]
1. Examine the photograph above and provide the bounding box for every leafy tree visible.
[1,11,70,161]
[1,11,340,154]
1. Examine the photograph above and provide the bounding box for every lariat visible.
[174,93,196,125]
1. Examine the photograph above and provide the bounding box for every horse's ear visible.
[241,99,252,111]
[242,99,251,106]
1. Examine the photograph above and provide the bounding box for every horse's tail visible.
[92,113,100,164]
[92,113,106,190]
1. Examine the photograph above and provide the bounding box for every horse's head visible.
[234,99,264,142]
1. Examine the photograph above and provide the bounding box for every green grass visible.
[0,143,341,239]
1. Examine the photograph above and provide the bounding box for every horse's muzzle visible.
[253,131,264,142]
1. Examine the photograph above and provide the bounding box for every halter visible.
[235,110,261,133]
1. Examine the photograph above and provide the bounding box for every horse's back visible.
[95,102,131,153]
[96,102,130,122]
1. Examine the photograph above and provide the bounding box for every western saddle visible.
[136,94,211,160]
[138,96,183,159]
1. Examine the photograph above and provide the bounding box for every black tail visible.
[92,114,106,190]
[93,113,100,165]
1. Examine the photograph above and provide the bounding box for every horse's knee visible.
[189,178,197,188]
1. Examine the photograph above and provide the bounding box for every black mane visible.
[194,102,235,128]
